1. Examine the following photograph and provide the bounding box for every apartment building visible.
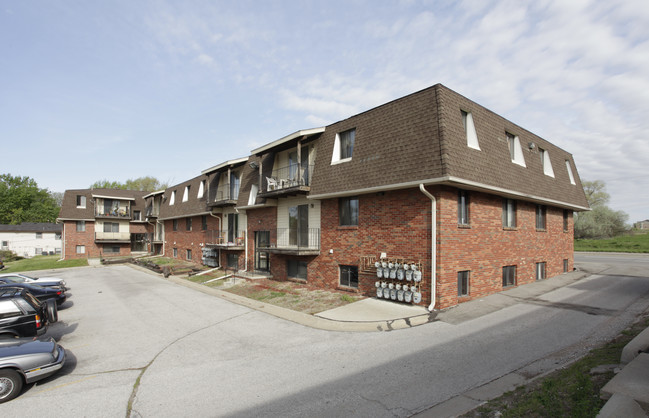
[59,84,589,309]
[0,223,62,258]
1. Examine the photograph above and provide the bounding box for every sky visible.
[1,0,648,222]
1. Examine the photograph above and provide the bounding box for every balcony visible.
[208,185,240,207]
[259,228,320,256]
[204,230,246,250]
[259,164,313,198]
[145,205,159,218]
[95,208,131,219]
[95,231,131,242]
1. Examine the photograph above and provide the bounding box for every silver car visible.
[0,338,66,403]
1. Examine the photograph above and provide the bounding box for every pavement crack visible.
[125,311,253,418]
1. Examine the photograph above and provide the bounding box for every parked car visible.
[0,337,66,403]
[0,287,58,339]
[0,273,67,289]
[0,276,66,291]
[0,283,66,306]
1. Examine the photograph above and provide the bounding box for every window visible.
[536,262,546,281]
[186,249,192,260]
[339,197,359,226]
[55,233,61,240]
[76,245,85,254]
[76,221,86,232]
[565,160,576,185]
[502,199,517,228]
[173,248,178,258]
[458,271,470,296]
[35,232,42,239]
[230,173,240,200]
[170,191,176,205]
[182,186,190,202]
[248,183,259,206]
[227,213,239,243]
[186,218,192,231]
[340,265,358,288]
[103,222,119,233]
[227,253,239,269]
[287,259,307,280]
[35,247,42,255]
[563,259,569,273]
[1,241,8,247]
[76,195,86,208]
[540,149,555,177]
[133,210,141,221]
[536,205,547,230]
[198,180,205,198]
[506,132,526,167]
[173,219,178,231]
[502,266,516,287]
[104,245,120,254]
[563,210,569,232]
[201,215,208,231]
[458,190,470,225]
[331,128,356,164]
[461,110,480,150]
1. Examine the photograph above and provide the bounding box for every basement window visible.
[458,271,470,296]
[461,110,480,150]
[340,265,359,288]
[536,262,546,281]
[502,265,516,287]
[506,132,526,167]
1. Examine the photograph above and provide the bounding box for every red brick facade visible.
[163,215,221,264]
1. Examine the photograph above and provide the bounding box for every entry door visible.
[255,231,270,271]
[289,204,309,247]
[227,213,238,243]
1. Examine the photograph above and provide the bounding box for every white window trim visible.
[542,149,555,177]
[170,191,176,205]
[331,132,353,165]
[463,111,480,150]
[248,184,258,206]
[509,134,526,167]
[197,181,205,198]
[182,186,189,202]
[565,160,576,185]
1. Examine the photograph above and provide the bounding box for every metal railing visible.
[95,231,131,241]
[204,230,246,246]
[95,208,131,218]
[265,164,314,192]
[258,228,320,250]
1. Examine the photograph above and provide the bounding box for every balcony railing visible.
[264,164,314,192]
[145,206,159,218]
[95,208,131,219]
[95,231,131,241]
[204,230,246,247]
[258,228,320,253]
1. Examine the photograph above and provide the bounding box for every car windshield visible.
[4,276,26,283]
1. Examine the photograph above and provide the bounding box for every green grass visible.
[463,314,649,417]
[575,232,649,253]
[2,255,88,272]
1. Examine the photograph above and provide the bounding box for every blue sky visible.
[2,0,648,222]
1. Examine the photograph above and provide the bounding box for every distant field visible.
[575,232,649,253]
[2,255,88,272]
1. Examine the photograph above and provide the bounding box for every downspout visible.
[419,184,437,311]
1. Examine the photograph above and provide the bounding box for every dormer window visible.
[540,148,555,177]
[170,191,176,205]
[506,132,526,167]
[331,128,355,164]
[197,180,205,198]
[565,160,576,185]
[182,186,190,202]
[461,110,480,150]
[76,195,86,208]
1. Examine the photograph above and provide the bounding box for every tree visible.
[0,174,60,224]
[90,176,168,192]
[574,179,629,239]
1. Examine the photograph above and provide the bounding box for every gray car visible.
[0,338,66,403]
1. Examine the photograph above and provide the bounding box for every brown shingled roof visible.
[158,175,209,220]
[57,188,148,220]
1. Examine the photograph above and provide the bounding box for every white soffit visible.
[251,127,325,155]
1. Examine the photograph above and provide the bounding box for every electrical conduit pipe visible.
[419,184,437,311]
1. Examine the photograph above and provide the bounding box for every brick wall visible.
[163,215,221,265]
[62,221,98,259]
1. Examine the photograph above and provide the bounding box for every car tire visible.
[46,301,58,323]
[0,369,23,403]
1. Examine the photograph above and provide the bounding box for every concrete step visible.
[600,353,649,411]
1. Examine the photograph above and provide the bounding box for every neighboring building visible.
[57,189,150,259]
[0,223,62,257]
[634,220,649,230]
[59,84,589,310]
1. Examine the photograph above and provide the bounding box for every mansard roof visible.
[158,175,209,220]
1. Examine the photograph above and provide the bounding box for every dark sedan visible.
[0,283,66,306]
[0,337,66,403]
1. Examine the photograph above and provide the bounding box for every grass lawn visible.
[575,232,649,253]
[462,312,649,417]
[2,255,88,272]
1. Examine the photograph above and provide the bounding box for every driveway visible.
[2,258,648,417]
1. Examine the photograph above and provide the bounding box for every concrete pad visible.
[601,353,649,409]
[414,395,482,417]
[597,393,648,418]
[465,373,526,401]
[315,297,428,321]
[622,327,649,364]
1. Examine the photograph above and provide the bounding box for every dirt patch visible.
[217,277,365,315]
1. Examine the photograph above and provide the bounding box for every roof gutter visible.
[419,184,437,312]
